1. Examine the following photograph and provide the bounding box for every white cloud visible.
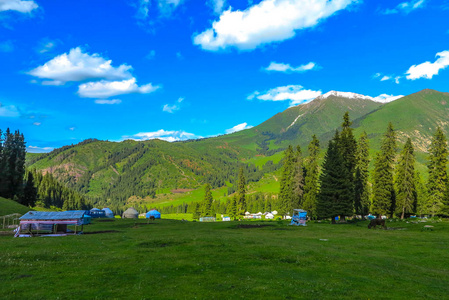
[225,122,253,134]
[248,85,322,106]
[264,61,318,73]
[32,122,41,126]
[0,0,38,13]
[163,97,183,113]
[372,94,404,103]
[208,0,227,15]
[27,145,54,153]
[395,76,401,84]
[0,40,14,52]
[382,0,425,14]
[78,78,160,98]
[380,75,391,81]
[406,51,449,80]
[123,129,200,142]
[374,73,401,84]
[193,0,356,51]
[37,39,58,54]
[28,47,133,85]
[94,99,122,105]
[69,127,75,131]
[0,103,19,117]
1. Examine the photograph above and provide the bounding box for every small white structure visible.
[257,212,263,215]
[245,211,251,215]
[272,210,278,215]
[265,213,274,219]
[222,216,231,221]
[285,215,292,220]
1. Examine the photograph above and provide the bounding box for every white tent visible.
[265,213,274,219]
[272,210,278,215]
[245,212,251,215]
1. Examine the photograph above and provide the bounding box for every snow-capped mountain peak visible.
[318,90,403,103]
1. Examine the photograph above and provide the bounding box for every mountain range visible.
[26,89,449,208]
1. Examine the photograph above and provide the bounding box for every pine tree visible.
[427,127,448,216]
[354,132,370,217]
[192,202,200,220]
[303,135,320,218]
[372,122,396,217]
[279,145,294,216]
[291,145,304,209]
[317,131,353,222]
[340,112,357,218]
[395,138,417,219]
[203,183,213,216]
[230,195,238,220]
[237,167,246,217]
[22,171,37,207]
[415,171,428,215]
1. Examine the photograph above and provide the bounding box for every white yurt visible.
[122,207,139,219]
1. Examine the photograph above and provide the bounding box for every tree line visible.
[279,113,449,221]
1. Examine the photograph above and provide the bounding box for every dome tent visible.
[146,209,161,219]
[102,207,114,218]
[122,207,139,219]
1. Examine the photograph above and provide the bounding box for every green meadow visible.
[1,218,448,299]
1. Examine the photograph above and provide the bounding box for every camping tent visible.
[145,209,161,219]
[265,213,274,219]
[102,207,114,218]
[122,207,139,219]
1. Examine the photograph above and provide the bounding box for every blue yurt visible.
[102,207,114,218]
[146,209,161,219]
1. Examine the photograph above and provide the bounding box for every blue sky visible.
[0,0,448,152]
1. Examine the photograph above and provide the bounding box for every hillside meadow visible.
[1,218,448,299]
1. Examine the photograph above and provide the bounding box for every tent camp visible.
[102,207,114,218]
[122,207,139,219]
[146,209,161,219]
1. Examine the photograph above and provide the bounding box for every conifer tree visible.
[291,145,304,209]
[427,127,448,216]
[192,202,200,220]
[395,138,417,219]
[415,171,428,215]
[279,145,294,216]
[237,167,246,216]
[303,135,320,218]
[230,195,238,220]
[340,112,357,183]
[354,131,370,217]
[203,183,213,217]
[317,131,353,222]
[372,122,396,217]
[22,171,37,207]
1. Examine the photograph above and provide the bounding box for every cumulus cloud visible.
[225,122,253,134]
[405,51,449,80]
[248,85,322,106]
[264,61,318,73]
[28,47,133,85]
[0,0,38,13]
[382,0,425,14]
[27,145,54,153]
[0,103,19,117]
[163,97,183,113]
[94,99,122,105]
[78,78,160,98]
[123,129,200,142]
[193,0,356,51]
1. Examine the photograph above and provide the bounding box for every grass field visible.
[1,218,448,299]
[0,197,32,216]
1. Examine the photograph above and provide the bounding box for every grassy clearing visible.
[0,197,31,216]
[1,218,448,299]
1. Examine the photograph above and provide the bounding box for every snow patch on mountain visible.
[287,114,302,130]
[319,90,403,103]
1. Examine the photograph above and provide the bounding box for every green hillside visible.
[26,89,449,209]
[0,197,31,216]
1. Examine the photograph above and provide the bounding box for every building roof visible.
[20,211,85,221]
